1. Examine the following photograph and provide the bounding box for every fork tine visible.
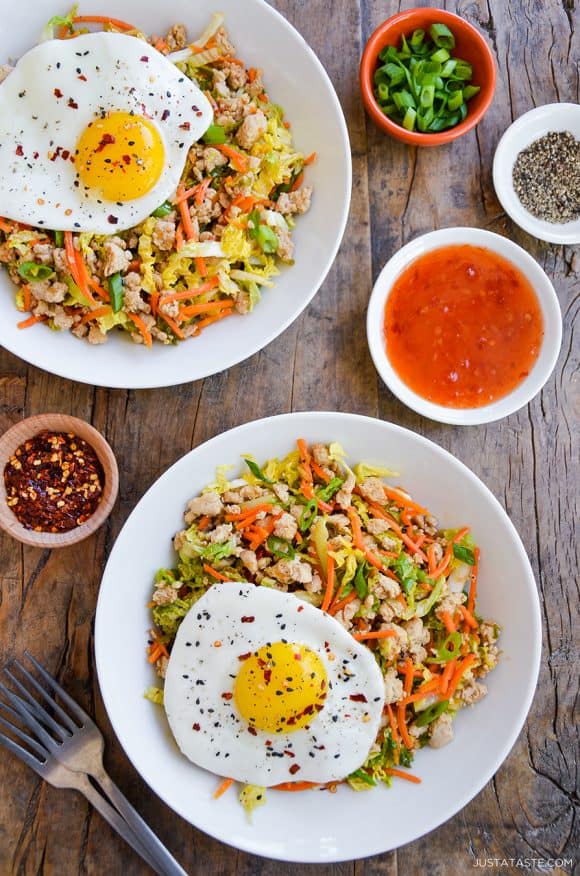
[0,727,46,773]
[0,706,49,761]
[3,670,70,741]
[0,682,60,753]
[11,659,78,733]
[23,651,90,726]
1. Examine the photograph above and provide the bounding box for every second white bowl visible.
[366,227,562,425]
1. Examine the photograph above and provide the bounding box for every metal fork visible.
[0,652,188,876]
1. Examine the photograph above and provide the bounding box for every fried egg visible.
[163,583,385,787]
[0,33,212,233]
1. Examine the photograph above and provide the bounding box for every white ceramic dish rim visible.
[366,227,562,425]
[0,0,352,389]
[492,102,580,245]
[95,411,541,863]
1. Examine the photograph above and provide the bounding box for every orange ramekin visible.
[360,8,496,146]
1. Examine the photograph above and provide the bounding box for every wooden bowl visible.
[360,8,497,146]
[0,414,119,548]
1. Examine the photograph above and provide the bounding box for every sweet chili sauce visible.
[384,244,544,408]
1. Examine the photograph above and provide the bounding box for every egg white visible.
[163,583,386,788]
[0,33,212,233]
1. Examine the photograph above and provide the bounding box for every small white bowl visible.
[366,227,562,425]
[493,103,580,245]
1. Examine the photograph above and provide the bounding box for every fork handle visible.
[93,768,189,876]
[75,773,162,874]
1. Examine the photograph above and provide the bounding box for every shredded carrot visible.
[397,704,414,749]
[310,460,331,483]
[195,178,212,205]
[217,144,249,173]
[258,92,269,103]
[303,151,317,166]
[427,543,439,576]
[21,285,31,313]
[329,590,358,616]
[17,314,46,329]
[273,781,320,792]
[213,777,235,800]
[445,654,478,699]
[88,277,110,302]
[159,277,220,306]
[225,503,275,522]
[0,217,14,233]
[386,704,400,743]
[385,768,421,784]
[352,630,397,642]
[160,312,186,340]
[195,256,208,278]
[290,172,304,192]
[154,37,169,53]
[127,312,152,348]
[248,67,258,83]
[403,657,414,695]
[347,507,389,574]
[147,641,168,664]
[384,486,427,514]
[175,224,184,252]
[72,15,136,31]
[401,507,413,528]
[193,309,234,334]
[321,554,336,612]
[467,547,479,615]
[458,604,478,629]
[367,502,427,561]
[440,611,456,634]
[197,516,211,530]
[400,679,440,705]
[203,564,235,583]
[176,189,197,241]
[80,305,112,325]
[73,248,98,307]
[179,300,235,319]
[439,659,456,696]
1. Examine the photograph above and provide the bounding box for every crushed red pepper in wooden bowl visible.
[3,430,105,533]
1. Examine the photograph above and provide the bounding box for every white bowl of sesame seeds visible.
[493,102,580,245]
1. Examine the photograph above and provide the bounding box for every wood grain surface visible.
[0,1,578,874]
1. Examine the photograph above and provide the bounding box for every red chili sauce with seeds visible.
[384,244,544,408]
[4,431,104,532]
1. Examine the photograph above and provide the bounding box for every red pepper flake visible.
[241,616,255,623]
[180,122,191,130]
[33,151,39,160]
[263,668,272,684]
[192,723,201,731]
[54,88,63,98]
[122,154,131,165]
[95,133,115,153]
[349,694,368,703]
[15,145,24,157]
[238,652,251,661]
[297,605,304,612]
[293,653,302,661]
[140,55,149,62]
[61,150,70,161]
[284,749,295,758]
[161,109,170,121]
[68,98,79,109]
[78,75,87,82]
[107,215,119,225]
[289,763,301,775]
[3,430,104,533]
[221,692,233,700]
[248,726,257,736]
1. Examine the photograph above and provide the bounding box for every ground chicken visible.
[215,94,250,127]
[429,713,454,748]
[239,484,265,500]
[0,65,12,84]
[378,601,397,623]
[31,243,54,265]
[152,217,176,251]
[327,513,350,532]
[29,279,67,304]
[289,504,304,521]
[209,523,233,544]
[379,622,407,656]
[214,27,236,56]
[152,586,177,606]
[276,186,313,215]
[383,668,404,704]
[184,491,222,523]
[366,518,391,536]
[192,189,221,226]
[240,549,258,576]
[359,477,387,505]
[479,622,498,645]
[102,239,132,277]
[87,325,107,345]
[270,558,312,585]
[72,323,88,339]
[311,443,330,465]
[436,592,465,621]
[123,272,142,293]
[273,512,298,541]
[276,226,294,262]
[305,573,323,594]
[224,60,248,90]
[165,23,187,51]
[333,597,361,630]
[173,531,187,552]
[51,309,75,331]
[123,284,150,314]
[212,68,230,99]
[460,680,488,705]
[202,147,228,174]
[246,70,264,98]
[156,655,169,679]
[235,109,267,150]
[404,617,430,663]
[373,573,401,599]
[334,490,352,510]
[409,723,428,739]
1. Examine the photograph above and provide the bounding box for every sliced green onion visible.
[453,543,476,565]
[463,85,481,100]
[299,499,317,533]
[54,230,64,247]
[202,124,227,145]
[429,23,455,49]
[377,82,389,103]
[447,90,464,111]
[349,768,377,786]
[248,209,279,254]
[435,631,463,663]
[152,201,173,218]
[18,262,54,282]
[415,700,449,727]
[316,477,343,502]
[431,47,450,63]
[266,536,295,560]
[402,107,417,131]
[410,28,425,49]
[243,458,273,484]
[354,562,368,600]
[108,272,124,313]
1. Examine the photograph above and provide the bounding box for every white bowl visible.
[366,227,562,426]
[95,411,541,863]
[493,103,580,245]
[0,1,351,388]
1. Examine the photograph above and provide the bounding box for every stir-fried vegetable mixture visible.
[373,23,481,133]
[147,439,500,808]
[0,10,313,345]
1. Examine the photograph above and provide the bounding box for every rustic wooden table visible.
[0,1,578,874]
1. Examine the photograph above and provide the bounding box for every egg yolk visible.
[234,642,328,734]
[75,111,165,202]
